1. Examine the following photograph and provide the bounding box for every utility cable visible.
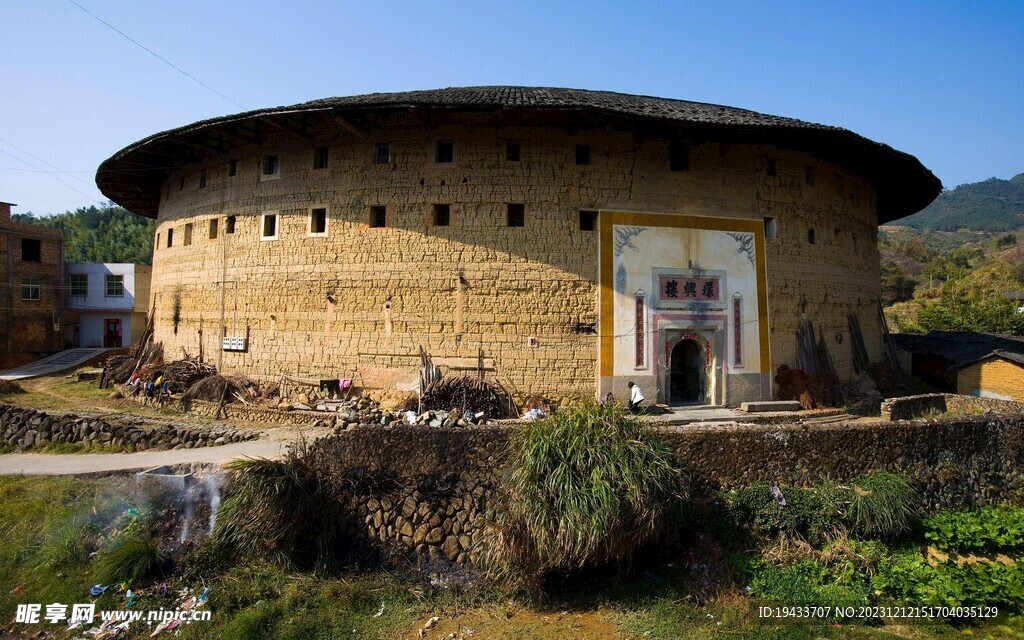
[67,0,245,110]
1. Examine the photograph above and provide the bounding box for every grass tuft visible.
[213,442,344,571]
[493,402,686,576]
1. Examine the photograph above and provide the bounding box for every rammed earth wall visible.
[148,114,883,400]
[309,415,1024,565]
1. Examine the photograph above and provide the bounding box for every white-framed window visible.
[309,207,328,236]
[261,212,279,241]
[105,275,124,297]
[69,274,88,298]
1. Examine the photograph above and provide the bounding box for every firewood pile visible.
[102,342,164,387]
[158,358,217,393]
[420,376,509,419]
[182,374,260,404]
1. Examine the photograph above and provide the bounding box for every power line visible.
[0,147,101,205]
[67,0,244,110]
[0,137,94,187]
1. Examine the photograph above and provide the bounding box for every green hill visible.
[893,172,1024,231]
[13,204,155,264]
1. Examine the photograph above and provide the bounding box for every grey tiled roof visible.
[893,331,1024,369]
[96,86,940,220]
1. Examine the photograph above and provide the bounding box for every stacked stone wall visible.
[147,113,883,399]
[0,404,257,451]
[308,415,1024,566]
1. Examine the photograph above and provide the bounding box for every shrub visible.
[494,402,685,574]
[93,531,169,584]
[924,506,1024,553]
[728,482,846,543]
[214,443,344,571]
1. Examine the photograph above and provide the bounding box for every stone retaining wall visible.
[0,404,258,451]
[881,393,1024,421]
[308,414,1024,565]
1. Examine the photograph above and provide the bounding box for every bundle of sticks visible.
[420,375,508,418]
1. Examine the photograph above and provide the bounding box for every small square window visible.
[369,206,387,228]
[225,216,236,234]
[766,158,777,177]
[435,140,454,163]
[579,210,597,231]
[105,274,124,297]
[310,208,327,235]
[261,213,278,239]
[199,169,207,189]
[669,143,690,172]
[314,147,329,170]
[21,277,40,301]
[166,228,174,247]
[183,223,193,246]
[575,144,591,165]
[69,274,88,297]
[805,166,815,185]
[764,217,778,239]
[507,203,525,227]
[263,154,279,175]
[808,228,816,244]
[374,143,390,165]
[209,218,218,240]
[506,142,520,162]
[433,204,450,227]
[229,159,237,177]
[21,238,41,262]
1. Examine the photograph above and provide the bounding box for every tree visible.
[17,204,155,264]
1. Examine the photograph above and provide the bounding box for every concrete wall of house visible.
[147,113,881,401]
[66,264,150,348]
[957,357,1024,401]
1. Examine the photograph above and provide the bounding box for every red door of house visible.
[104,319,122,348]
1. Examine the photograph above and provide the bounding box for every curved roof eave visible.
[96,86,941,223]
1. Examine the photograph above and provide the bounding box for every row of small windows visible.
[171,142,696,196]
[159,208,600,248]
[173,144,865,201]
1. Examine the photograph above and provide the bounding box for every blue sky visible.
[1,0,1021,216]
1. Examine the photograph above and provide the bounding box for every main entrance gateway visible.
[598,211,771,407]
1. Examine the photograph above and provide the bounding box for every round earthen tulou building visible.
[97,87,940,406]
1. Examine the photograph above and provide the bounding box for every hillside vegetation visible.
[893,173,1024,232]
[14,203,155,264]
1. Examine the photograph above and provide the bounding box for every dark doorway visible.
[104,319,122,348]
[669,339,705,404]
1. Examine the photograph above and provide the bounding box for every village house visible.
[0,201,65,368]
[63,263,151,348]
[894,331,1024,401]
[95,87,940,406]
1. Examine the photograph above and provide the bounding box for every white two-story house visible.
[64,264,151,348]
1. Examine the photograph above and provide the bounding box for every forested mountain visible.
[13,204,155,264]
[893,173,1024,231]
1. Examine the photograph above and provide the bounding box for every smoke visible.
[205,474,223,534]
